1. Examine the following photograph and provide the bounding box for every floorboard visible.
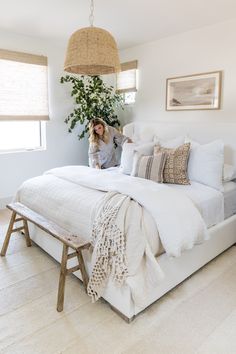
[0,208,235,354]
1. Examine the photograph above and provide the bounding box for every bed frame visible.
[26,122,236,321]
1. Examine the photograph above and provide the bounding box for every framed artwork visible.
[166,71,222,111]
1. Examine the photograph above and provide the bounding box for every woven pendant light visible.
[64,0,120,75]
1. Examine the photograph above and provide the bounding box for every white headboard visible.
[123,121,236,166]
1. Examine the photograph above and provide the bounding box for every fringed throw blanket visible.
[87,192,130,301]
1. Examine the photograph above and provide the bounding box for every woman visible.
[88,118,132,169]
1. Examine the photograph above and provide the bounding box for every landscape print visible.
[166,71,221,110]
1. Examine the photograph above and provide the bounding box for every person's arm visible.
[112,127,132,146]
[88,144,101,169]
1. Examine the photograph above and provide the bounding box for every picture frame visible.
[166,71,222,111]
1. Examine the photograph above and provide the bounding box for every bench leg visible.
[57,244,68,312]
[23,219,32,247]
[0,211,17,257]
[77,250,89,292]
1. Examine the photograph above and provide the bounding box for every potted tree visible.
[60,75,124,140]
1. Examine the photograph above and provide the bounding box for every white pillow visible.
[133,127,155,143]
[187,139,224,191]
[120,142,136,174]
[223,164,236,182]
[120,142,154,175]
[154,135,185,148]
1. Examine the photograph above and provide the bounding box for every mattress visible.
[223,181,236,219]
[168,181,224,228]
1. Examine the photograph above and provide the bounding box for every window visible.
[0,49,49,152]
[116,60,138,104]
[124,92,136,105]
[0,121,44,152]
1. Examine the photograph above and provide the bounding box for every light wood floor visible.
[0,208,236,354]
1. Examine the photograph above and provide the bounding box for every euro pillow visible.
[154,143,190,185]
[187,139,224,191]
[154,136,185,148]
[223,164,236,182]
[132,127,155,143]
[136,152,167,183]
[120,142,155,175]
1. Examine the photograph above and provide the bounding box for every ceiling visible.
[0,0,236,49]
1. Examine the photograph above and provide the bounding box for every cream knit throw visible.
[87,192,130,302]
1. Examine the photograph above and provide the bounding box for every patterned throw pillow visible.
[154,143,190,185]
[136,152,167,183]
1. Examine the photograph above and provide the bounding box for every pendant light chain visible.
[64,0,120,74]
[89,0,94,27]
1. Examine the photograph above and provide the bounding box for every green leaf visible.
[60,74,124,140]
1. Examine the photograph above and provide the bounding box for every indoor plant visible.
[60,75,124,140]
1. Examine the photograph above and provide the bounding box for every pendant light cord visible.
[89,0,94,27]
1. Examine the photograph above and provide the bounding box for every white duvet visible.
[45,166,208,257]
[16,165,208,305]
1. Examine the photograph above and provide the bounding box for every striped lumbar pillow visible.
[136,152,167,183]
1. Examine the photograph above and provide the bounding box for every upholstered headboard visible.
[123,121,236,166]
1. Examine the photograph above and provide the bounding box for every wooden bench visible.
[0,202,90,312]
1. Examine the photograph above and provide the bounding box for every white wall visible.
[119,19,236,126]
[1,19,235,205]
[0,30,88,206]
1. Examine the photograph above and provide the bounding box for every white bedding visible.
[17,172,162,256]
[16,167,225,252]
[44,166,208,257]
[16,165,210,305]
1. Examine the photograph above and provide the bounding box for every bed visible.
[14,121,236,321]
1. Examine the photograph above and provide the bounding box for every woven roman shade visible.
[0,49,49,121]
[116,60,138,93]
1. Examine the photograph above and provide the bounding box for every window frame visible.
[0,121,46,154]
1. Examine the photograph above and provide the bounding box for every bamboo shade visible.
[116,60,138,93]
[0,49,49,121]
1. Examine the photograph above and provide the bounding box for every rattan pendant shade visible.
[64,26,120,75]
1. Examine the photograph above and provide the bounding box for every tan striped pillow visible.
[136,152,167,183]
[154,143,190,185]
